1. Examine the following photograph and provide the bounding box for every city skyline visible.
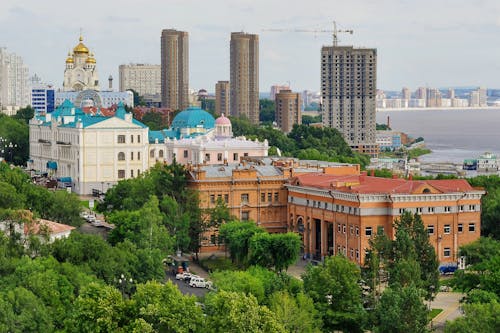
[1,0,499,92]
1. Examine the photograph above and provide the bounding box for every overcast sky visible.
[1,0,499,92]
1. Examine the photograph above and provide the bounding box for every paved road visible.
[165,273,208,298]
[430,292,464,332]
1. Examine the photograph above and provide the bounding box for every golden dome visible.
[73,36,89,54]
[65,52,74,63]
[86,54,96,64]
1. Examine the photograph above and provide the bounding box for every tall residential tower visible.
[321,45,377,156]
[275,89,301,133]
[215,80,230,116]
[230,32,259,124]
[161,29,189,110]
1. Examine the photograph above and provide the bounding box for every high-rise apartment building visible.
[0,47,30,109]
[215,80,230,115]
[275,89,301,133]
[31,75,55,114]
[401,87,411,100]
[161,29,189,110]
[320,45,377,156]
[270,84,289,100]
[426,88,442,108]
[230,32,259,124]
[119,64,161,96]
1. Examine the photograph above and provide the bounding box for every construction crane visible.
[262,21,353,46]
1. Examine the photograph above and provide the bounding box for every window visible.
[205,153,210,161]
[138,152,140,160]
[224,194,229,203]
[137,169,140,176]
[268,193,272,202]
[131,135,134,143]
[210,195,215,204]
[241,211,250,221]
[342,224,346,234]
[241,194,249,204]
[244,153,249,157]
[428,225,434,235]
[459,205,464,212]
[469,205,475,211]
[118,170,125,179]
[233,153,238,161]
[130,170,134,177]
[356,227,359,236]
[184,150,188,158]
[469,223,476,232]
[365,227,372,236]
[445,206,451,212]
[137,135,140,143]
[274,192,279,202]
[261,193,265,202]
[399,208,405,214]
[458,224,463,233]
[130,152,134,160]
[356,249,360,259]
[210,234,216,245]
[416,207,423,214]
[159,150,164,158]
[350,248,354,258]
[444,224,451,234]
[338,224,341,232]
[350,225,354,235]
[217,194,222,202]
[428,207,435,213]
[217,153,223,161]
[150,149,155,158]
[117,135,125,143]
[118,152,125,161]
[443,247,451,257]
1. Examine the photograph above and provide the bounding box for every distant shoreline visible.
[377,107,500,112]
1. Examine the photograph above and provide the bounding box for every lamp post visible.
[116,273,134,298]
[0,137,17,163]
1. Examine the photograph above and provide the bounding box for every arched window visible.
[118,152,125,161]
[159,150,164,158]
[422,188,431,194]
[150,149,155,158]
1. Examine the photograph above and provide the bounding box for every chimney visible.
[387,115,390,129]
[108,75,113,90]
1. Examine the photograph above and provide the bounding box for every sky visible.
[1,0,499,92]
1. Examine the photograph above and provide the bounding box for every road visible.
[165,272,208,298]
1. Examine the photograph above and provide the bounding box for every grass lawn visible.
[429,308,443,319]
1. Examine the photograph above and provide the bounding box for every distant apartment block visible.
[321,45,378,156]
[0,47,30,110]
[469,87,487,107]
[119,64,161,96]
[161,29,189,110]
[270,84,290,100]
[230,32,259,124]
[275,89,301,133]
[215,81,230,115]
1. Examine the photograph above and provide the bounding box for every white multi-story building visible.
[119,64,161,96]
[29,100,148,195]
[55,90,134,109]
[0,47,30,111]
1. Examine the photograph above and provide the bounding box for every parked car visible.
[184,274,198,283]
[205,280,214,290]
[80,212,90,219]
[189,277,207,288]
[175,272,189,280]
[86,215,96,223]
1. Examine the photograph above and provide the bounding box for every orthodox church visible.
[63,36,99,91]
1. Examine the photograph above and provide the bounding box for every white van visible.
[189,277,206,288]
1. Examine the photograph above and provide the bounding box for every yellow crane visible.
[262,21,353,46]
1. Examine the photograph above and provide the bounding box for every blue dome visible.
[171,106,215,129]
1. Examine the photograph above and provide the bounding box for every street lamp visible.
[116,273,134,298]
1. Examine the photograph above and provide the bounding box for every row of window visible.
[117,169,141,179]
[428,223,476,234]
[209,194,229,204]
[117,135,141,144]
[117,151,141,161]
[336,246,360,260]
[401,205,477,214]
[205,152,248,162]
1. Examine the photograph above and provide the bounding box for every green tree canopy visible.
[249,232,301,272]
[219,221,265,266]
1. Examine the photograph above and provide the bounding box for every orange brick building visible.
[286,172,484,265]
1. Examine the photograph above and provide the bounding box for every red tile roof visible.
[290,173,475,194]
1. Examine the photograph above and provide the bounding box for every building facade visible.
[270,84,290,100]
[55,90,134,109]
[275,89,301,133]
[161,29,189,110]
[29,101,149,195]
[0,47,30,110]
[287,172,484,265]
[230,32,259,124]
[321,45,378,156]
[32,85,55,114]
[215,80,230,116]
[63,36,99,92]
[119,63,161,96]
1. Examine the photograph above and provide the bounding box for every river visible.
[376,108,500,163]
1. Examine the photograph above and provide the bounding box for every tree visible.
[0,181,25,209]
[445,300,500,333]
[129,281,204,333]
[219,221,265,266]
[249,232,301,272]
[0,114,29,164]
[268,291,322,333]
[204,290,287,333]
[14,106,35,124]
[259,99,275,124]
[302,255,366,332]
[373,285,429,333]
[211,269,267,303]
[468,175,500,239]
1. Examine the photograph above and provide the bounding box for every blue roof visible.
[148,129,180,143]
[171,106,215,130]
